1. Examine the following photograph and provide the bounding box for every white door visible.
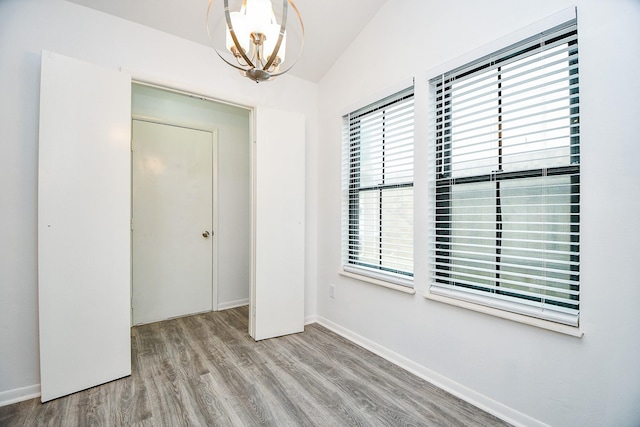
[38,51,131,402]
[132,120,215,325]
[250,107,306,340]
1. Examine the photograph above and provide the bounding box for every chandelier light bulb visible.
[225,11,249,54]
[264,23,286,62]
[244,0,275,35]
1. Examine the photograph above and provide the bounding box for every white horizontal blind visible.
[343,86,414,284]
[430,20,580,325]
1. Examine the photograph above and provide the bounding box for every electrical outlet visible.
[329,284,336,298]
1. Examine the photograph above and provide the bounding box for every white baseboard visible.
[0,384,40,407]
[217,298,249,311]
[315,316,546,427]
[304,314,318,325]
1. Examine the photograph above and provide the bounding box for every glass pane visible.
[446,44,577,177]
[385,144,413,184]
[357,189,380,267]
[499,175,578,307]
[384,110,414,185]
[358,113,383,187]
[450,72,500,178]
[356,102,414,187]
[444,176,578,308]
[381,187,413,274]
[501,45,574,171]
[449,181,497,289]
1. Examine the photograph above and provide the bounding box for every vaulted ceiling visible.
[66,0,389,83]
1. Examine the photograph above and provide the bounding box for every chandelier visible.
[207,0,304,83]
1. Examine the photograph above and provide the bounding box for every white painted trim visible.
[217,298,249,311]
[315,316,547,427]
[123,71,253,112]
[304,314,318,325]
[0,384,40,407]
[248,108,257,339]
[425,292,584,338]
[211,130,220,313]
[340,270,416,295]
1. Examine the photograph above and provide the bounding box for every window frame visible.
[429,19,580,326]
[343,86,415,286]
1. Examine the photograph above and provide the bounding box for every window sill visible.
[340,270,416,295]
[424,291,584,338]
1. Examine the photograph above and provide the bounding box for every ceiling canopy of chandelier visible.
[207,0,304,83]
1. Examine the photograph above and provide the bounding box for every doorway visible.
[131,83,252,325]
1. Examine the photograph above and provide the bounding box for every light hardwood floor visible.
[0,307,510,426]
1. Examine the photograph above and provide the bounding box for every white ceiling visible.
[66,0,388,83]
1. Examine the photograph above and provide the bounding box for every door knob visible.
[202,231,210,238]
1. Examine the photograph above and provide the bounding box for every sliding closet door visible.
[251,107,305,341]
[38,51,131,402]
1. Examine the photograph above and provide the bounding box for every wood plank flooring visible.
[0,307,510,426]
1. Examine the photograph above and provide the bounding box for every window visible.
[430,20,580,325]
[342,86,415,285]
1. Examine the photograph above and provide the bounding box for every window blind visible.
[430,20,580,325]
[343,86,415,284]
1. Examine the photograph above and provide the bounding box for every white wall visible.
[131,84,252,308]
[0,0,318,404]
[317,0,640,426]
